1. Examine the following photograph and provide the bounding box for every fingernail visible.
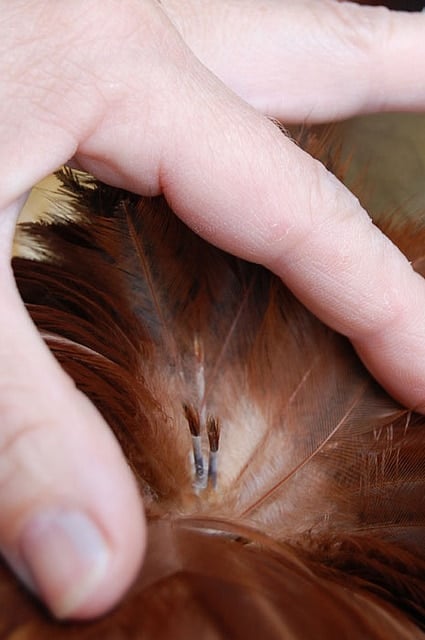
[19,508,110,618]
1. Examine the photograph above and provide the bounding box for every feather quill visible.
[4,126,425,638]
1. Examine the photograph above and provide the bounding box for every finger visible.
[0,4,147,617]
[3,0,425,412]
[160,0,425,122]
[155,86,425,410]
[72,3,425,411]
[0,201,145,619]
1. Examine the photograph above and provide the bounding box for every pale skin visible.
[1,0,425,620]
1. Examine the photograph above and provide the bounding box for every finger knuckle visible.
[262,157,361,272]
[304,158,360,241]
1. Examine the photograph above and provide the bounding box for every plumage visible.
[5,124,425,638]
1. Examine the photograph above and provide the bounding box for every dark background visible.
[357,0,424,10]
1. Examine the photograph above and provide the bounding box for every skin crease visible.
[0,0,425,620]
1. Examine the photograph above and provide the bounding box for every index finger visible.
[157,102,425,409]
[2,0,425,414]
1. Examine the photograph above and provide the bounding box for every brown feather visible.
[6,126,425,638]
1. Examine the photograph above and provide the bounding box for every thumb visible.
[0,200,145,619]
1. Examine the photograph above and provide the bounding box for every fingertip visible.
[0,354,146,619]
[4,464,146,620]
[20,508,122,619]
[3,450,146,621]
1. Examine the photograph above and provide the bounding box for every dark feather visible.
[6,127,425,638]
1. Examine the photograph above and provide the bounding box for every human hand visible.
[1,0,425,620]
